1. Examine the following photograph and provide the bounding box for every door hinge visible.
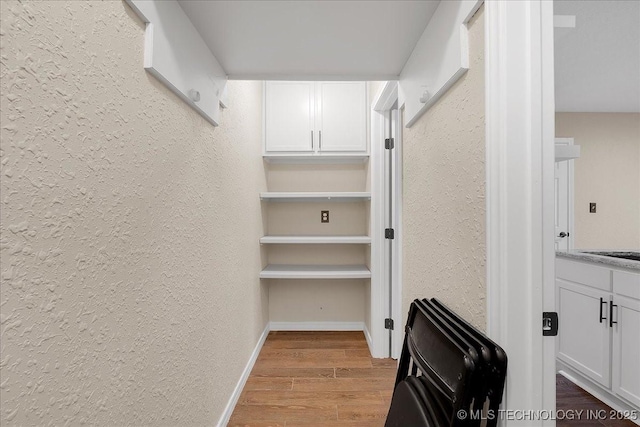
[542,312,558,336]
[385,318,394,330]
[385,138,394,149]
[385,228,395,239]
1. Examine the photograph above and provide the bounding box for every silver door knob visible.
[558,232,568,238]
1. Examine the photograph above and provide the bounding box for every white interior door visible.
[554,138,575,251]
[384,106,402,359]
[390,107,403,360]
[555,160,569,250]
[383,108,398,357]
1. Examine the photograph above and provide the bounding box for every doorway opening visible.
[553,0,640,423]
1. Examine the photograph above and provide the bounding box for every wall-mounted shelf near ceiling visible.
[260,264,371,279]
[263,154,369,164]
[260,235,371,245]
[260,192,371,202]
[555,144,581,162]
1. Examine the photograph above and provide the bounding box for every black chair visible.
[430,298,507,426]
[385,377,440,427]
[385,299,507,427]
[417,299,492,419]
[390,300,478,426]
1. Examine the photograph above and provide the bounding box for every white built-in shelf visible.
[263,154,369,164]
[260,264,371,279]
[260,192,371,202]
[260,235,371,245]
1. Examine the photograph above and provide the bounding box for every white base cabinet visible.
[556,257,640,411]
[557,280,611,388]
[612,295,640,408]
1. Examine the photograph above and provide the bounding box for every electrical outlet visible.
[321,210,329,223]
[590,203,597,213]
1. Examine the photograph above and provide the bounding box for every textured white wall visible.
[402,6,486,330]
[556,113,640,249]
[269,280,366,322]
[0,2,268,425]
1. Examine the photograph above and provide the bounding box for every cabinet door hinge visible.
[385,318,394,330]
[542,312,558,336]
[385,138,395,149]
[385,228,395,239]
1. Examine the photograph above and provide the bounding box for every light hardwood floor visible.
[228,331,397,427]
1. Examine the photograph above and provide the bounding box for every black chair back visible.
[386,299,508,427]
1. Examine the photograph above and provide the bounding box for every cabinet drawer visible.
[613,270,640,301]
[556,258,612,291]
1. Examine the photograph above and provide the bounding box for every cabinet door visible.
[316,82,367,152]
[265,82,315,152]
[557,279,612,388]
[612,295,640,407]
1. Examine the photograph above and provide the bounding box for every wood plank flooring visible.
[228,331,396,427]
[556,374,637,427]
[229,333,638,427]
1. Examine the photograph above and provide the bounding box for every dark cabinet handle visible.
[599,298,607,323]
[609,301,618,328]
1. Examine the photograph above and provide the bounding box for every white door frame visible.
[370,81,402,359]
[485,0,556,425]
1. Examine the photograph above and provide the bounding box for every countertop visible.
[556,250,640,271]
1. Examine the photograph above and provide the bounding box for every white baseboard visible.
[269,321,365,331]
[216,323,270,427]
[364,324,374,355]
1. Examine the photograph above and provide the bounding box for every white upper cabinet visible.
[316,82,367,152]
[264,81,367,156]
[265,82,315,152]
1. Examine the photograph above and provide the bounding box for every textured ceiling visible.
[178,0,440,80]
[178,0,638,110]
[554,0,640,112]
